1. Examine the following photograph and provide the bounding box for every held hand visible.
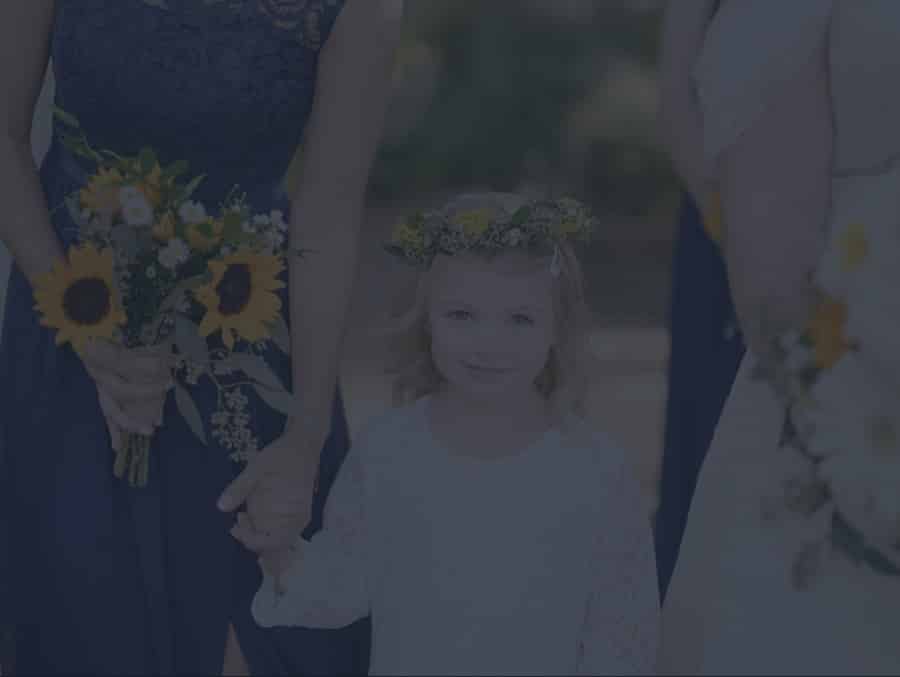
[80,339,174,449]
[728,270,816,358]
[217,427,319,580]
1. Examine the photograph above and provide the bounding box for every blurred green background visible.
[367,0,679,327]
[372,0,676,224]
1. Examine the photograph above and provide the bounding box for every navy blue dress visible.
[0,1,370,673]
[653,194,745,601]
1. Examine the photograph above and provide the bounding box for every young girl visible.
[239,193,660,675]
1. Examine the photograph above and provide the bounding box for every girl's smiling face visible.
[427,252,556,402]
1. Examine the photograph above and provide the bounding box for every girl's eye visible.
[512,313,535,326]
[446,310,472,321]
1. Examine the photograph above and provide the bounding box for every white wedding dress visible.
[661,1,900,674]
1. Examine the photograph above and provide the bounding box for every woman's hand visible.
[217,426,320,582]
[79,338,173,450]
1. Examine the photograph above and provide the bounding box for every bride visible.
[658,0,900,673]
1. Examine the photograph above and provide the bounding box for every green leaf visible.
[52,105,80,128]
[165,159,190,178]
[510,206,530,225]
[139,147,157,173]
[174,383,207,444]
[174,315,209,366]
[253,383,296,416]
[182,174,206,201]
[229,352,287,392]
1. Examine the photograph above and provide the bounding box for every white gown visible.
[252,396,659,675]
[661,1,900,674]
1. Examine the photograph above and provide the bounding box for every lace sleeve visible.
[252,442,369,629]
[576,456,660,675]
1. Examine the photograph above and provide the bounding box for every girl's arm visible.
[576,452,659,675]
[0,0,66,284]
[251,441,370,629]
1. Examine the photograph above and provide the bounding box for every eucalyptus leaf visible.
[182,174,206,201]
[165,159,189,178]
[175,383,207,444]
[229,352,287,392]
[253,383,297,416]
[269,315,291,354]
[139,147,157,173]
[52,105,80,128]
[174,316,209,366]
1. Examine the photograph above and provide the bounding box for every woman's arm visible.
[0,0,66,284]
[718,27,832,356]
[284,0,403,444]
[657,0,720,205]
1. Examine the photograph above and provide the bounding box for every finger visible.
[99,388,155,436]
[235,511,300,552]
[218,464,261,512]
[232,525,297,553]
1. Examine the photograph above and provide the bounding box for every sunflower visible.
[33,244,126,352]
[79,166,124,219]
[152,212,177,243]
[806,294,855,371]
[136,163,164,209]
[195,251,285,350]
[839,222,868,272]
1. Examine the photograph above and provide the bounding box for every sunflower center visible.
[216,264,252,316]
[62,277,112,326]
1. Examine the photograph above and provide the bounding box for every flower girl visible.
[239,193,659,674]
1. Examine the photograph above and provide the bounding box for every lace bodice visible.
[252,398,659,675]
[45,0,345,210]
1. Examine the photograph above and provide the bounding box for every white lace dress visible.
[661,1,900,674]
[252,396,659,675]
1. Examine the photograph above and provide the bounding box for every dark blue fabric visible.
[0,1,371,674]
[653,194,745,602]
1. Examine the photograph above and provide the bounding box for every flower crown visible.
[384,195,597,270]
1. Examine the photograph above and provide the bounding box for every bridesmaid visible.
[0,1,400,674]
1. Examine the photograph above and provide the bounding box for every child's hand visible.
[232,512,299,596]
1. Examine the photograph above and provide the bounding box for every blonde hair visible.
[377,193,596,424]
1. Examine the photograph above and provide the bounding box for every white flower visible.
[803,354,882,459]
[505,227,523,246]
[270,210,287,232]
[845,238,900,391]
[253,214,271,227]
[178,200,207,224]
[158,237,190,269]
[801,352,900,547]
[785,344,813,373]
[119,187,153,226]
[264,230,285,252]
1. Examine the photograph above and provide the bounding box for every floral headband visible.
[384,195,597,273]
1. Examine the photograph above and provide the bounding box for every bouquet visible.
[754,217,900,587]
[33,107,302,487]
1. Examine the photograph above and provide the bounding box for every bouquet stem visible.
[114,432,154,487]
